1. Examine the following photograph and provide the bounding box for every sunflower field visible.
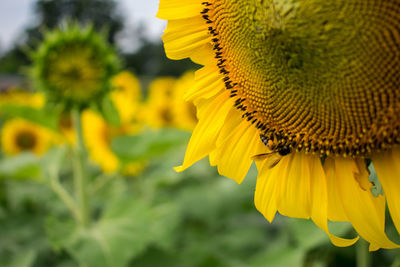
[1,0,400,267]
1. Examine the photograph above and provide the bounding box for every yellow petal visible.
[311,157,359,247]
[212,120,265,184]
[215,108,244,147]
[162,17,211,61]
[157,0,203,20]
[189,43,214,65]
[372,148,400,236]
[278,153,311,218]
[334,158,399,250]
[254,155,292,222]
[185,66,225,103]
[174,91,232,172]
[324,158,349,221]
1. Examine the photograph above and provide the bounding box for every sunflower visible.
[81,110,146,175]
[158,0,400,250]
[1,119,54,156]
[0,88,45,109]
[110,71,142,125]
[57,112,76,144]
[172,71,198,131]
[144,77,177,129]
[30,23,119,109]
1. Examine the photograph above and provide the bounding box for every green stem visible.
[89,173,115,195]
[50,172,80,222]
[357,238,370,267]
[72,109,89,228]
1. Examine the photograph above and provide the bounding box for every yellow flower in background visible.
[82,110,146,175]
[57,112,76,144]
[121,162,147,177]
[144,77,176,129]
[158,0,400,250]
[1,119,54,156]
[110,71,142,124]
[0,88,45,109]
[172,71,197,131]
[30,23,119,109]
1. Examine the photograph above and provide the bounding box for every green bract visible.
[30,23,120,109]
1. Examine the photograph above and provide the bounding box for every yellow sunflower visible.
[81,110,146,175]
[158,0,400,250]
[144,77,177,129]
[0,88,45,109]
[110,71,142,125]
[57,112,76,144]
[1,119,54,156]
[30,23,119,109]
[172,71,198,131]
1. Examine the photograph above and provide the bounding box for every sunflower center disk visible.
[45,44,105,101]
[16,131,36,150]
[209,0,400,157]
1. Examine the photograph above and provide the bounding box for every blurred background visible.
[0,1,399,266]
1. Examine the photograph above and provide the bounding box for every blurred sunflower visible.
[0,88,45,109]
[81,110,146,175]
[144,77,176,129]
[158,0,400,250]
[57,112,76,144]
[1,119,54,156]
[30,23,119,109]
[110,71,142,125]
[172,71,197,131]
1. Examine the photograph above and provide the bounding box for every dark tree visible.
[0,0,124,74]
[124,40,199,78]
[33,0,124,44]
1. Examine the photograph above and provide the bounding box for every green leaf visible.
[46,198,179,267]
[0,152,41,180]
[111,129,190,161]
[287,218,352,250]
[100,97,120,127]
[250,246,305,267]
[368,163,383,197]
[1,105,59,130]
[40,146,68,181]
[7,249,37,267]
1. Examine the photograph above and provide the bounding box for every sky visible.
[0,0,165,52]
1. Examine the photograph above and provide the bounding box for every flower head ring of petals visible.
[158,0,400,250]
[30,23,120,109]
[1,119,54,156]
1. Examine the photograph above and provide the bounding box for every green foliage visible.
[0,126,398,267]
[0,153,41,180]
[45,197,179,267]
[99,96,121,127]
[111,129,190,161]
[0,104,60,131]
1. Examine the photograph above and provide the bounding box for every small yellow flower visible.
[121,162,147,177]
[110,71,142,124]
[144,77,176,129]
[57,112,76,144]
[82,110,146,175]
[0,88,45,109]
[172,71,197,131]
[1,119,54,156]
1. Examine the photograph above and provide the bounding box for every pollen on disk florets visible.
[30,23,120,110]
[201,0,400,158]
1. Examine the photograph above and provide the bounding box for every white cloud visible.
[0,0,165,52]
[0,0,36,51]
